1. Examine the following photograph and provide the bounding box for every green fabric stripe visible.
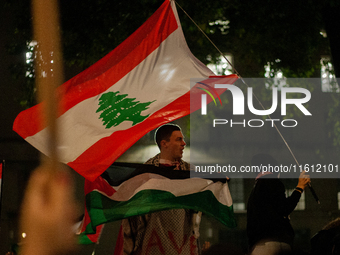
[78,234,93,245]
[80,189,236,243]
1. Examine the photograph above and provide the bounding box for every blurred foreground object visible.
[19,166,79,255]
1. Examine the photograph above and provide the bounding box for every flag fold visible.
[79,163,236,245]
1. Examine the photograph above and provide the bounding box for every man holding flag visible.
[121,124,201,255]
[14,0,237,252]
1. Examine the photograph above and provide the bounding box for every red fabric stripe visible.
[13,104,44,140]
[81,207,91,233]
[113,225,124,255]
[81,177,115,243]
[13,0,177,138]
[68,75,238,181]
[84,176,116,196]
[87,224,104,244]
[82,207,104,244]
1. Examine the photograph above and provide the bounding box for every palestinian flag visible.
[13,0,238,181]
[79,163,236,244]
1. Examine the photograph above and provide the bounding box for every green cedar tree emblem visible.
[96,91,155,129]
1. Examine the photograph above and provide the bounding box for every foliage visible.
[222,0,329,78]
[3,0,340,149]
[3,0,333,102]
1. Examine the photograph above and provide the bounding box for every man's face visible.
[163,130,186,161]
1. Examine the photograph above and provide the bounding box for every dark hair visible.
[251,153,279,178]
[251,153,278,167]
[155,124,181,148]
[311,218,340,255]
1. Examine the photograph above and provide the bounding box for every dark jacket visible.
[246,177,301,250]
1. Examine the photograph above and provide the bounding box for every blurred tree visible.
[2,0,340,146]
[3,0,337,101]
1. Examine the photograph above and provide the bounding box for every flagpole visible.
[31,0,64,172]
[175,0,319,203]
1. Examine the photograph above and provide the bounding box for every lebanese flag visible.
[79,163,236,245]
[13,0,238,181]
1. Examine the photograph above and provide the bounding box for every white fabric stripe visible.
[26,28,213,163]
[93,173,232,207]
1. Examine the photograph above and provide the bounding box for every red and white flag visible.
[13,0,237,181]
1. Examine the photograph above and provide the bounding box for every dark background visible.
[1,0,340,254]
